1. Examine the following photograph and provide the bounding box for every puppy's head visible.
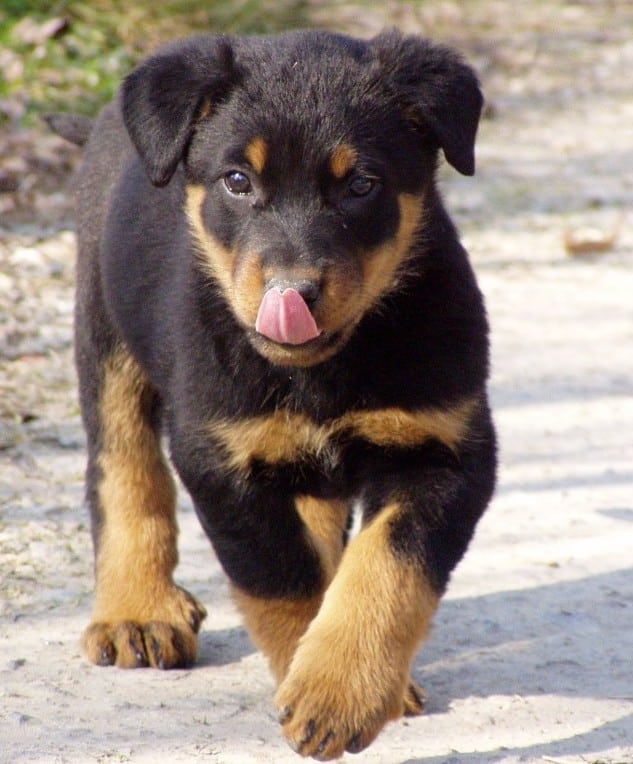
[122,30,482,367]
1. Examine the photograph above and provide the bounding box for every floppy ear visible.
[121,35,238,186]
[371,29,483,176]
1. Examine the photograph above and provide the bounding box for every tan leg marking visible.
[276,502,438,759]
[233,497,350,683]
[294,496,349,581]
[83,347,206,669]
[232,589,323,684]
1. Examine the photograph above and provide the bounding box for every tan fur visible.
[206,397,478,475]
[345,403,476,451]
[276,502,438,758]
[83,346,206,668]
[232,589,323,683]
[304,192,426,339]
[186,185,426,368]
[187,184,235,300]
[329,143,357,179]
[187,185,264,326]
[233,497,349,682]
[207,409,336,474]
[234,251,266,321]
[295,496,350,581]
[360,192,426,308]
[94,347,178,622]
[244,136,269,174]
[198,98,213,120]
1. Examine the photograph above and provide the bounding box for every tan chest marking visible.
[206,398,478,474]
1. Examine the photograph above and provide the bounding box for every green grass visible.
[0,0,314,124]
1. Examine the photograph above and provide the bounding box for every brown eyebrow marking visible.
[330,143,358,179]
[244,136,269,174]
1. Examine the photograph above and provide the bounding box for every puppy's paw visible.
[403,677,426,716]
[275,644,406,760]
[82,585,206,669]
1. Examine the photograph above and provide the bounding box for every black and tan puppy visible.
[65,28,496,759]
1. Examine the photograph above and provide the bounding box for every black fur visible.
[62,27,496,751]
[72,27,495,600]
[43,112,93,146]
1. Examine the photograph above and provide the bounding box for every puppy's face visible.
[122,32,482,367]
[184,70,432,367]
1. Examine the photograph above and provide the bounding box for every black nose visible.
[267,277,320,309]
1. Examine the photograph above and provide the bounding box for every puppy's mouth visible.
[250,286,349,366]
[255,287,321,346]
[250,327,347,367]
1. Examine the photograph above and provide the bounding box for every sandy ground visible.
[1,3,632,763]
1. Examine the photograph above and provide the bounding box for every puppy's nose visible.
[266,277,320,310]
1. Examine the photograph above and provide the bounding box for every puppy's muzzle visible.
[255,279,322,346]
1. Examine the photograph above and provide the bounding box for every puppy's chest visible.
[205,401,475,476]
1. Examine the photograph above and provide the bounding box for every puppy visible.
[61,28,496,759]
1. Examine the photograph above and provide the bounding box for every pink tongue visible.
[255,287,321,345]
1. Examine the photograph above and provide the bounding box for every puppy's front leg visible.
[80,347,206,669]
[276,413,496,759]
[275,502,435,759]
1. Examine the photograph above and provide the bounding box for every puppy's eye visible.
[224,171,252,195]
[348,175,376,197]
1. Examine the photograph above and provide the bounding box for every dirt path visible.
[1,3,632,762]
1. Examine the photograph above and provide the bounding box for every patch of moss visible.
[0,0,313,124]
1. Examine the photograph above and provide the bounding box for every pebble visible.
[10,711,32,725]
[0,272,14,291]
[10,246,45,269]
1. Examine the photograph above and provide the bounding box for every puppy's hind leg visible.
[233,496,350,684]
